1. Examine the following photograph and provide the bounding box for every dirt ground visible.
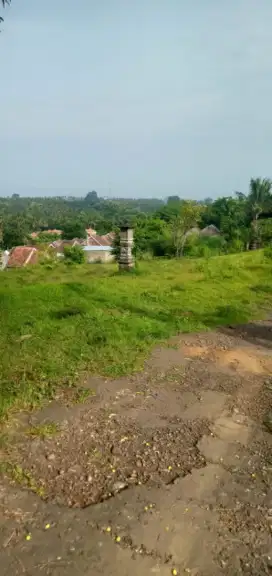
[1,320,272,575]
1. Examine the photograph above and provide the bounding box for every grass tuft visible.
[26,422,60,439]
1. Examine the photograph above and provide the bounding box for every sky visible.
[1,0,272,199]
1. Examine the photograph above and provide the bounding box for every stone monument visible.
[119,225,134,271]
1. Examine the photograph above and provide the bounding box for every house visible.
[184,227,201,239]
[6,246,38,268]
[1,250,10,270]
[83,245,114,263]
[49,239,86,258]
[30,229,62,239]
[86,232,115,247]
[86,227,97,238]
[200,225,220,237]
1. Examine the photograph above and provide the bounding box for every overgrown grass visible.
[0,251,272,420]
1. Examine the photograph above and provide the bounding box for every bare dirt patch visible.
[8,413,209,508]
[1,319,272,575]
[181,341,272,374]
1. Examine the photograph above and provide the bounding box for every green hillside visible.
[1,250,272,420]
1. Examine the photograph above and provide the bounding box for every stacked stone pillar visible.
[119,226,134,271]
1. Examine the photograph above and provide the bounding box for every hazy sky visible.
[1,0,272,198]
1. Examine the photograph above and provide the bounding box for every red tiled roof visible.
[7,246,38,268]
[49,239,86,252]
[86,228,97,236]
[101,232,115,244]
[87,233,114,247]
[31,229,62,238]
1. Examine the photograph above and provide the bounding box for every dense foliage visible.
[1,179,272,257]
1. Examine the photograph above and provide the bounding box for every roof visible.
[87,233,114,247]
[7,246,38,268]
[200,225,220,236]
[86,228,97,236]
[30,229,62,238]
[49,239,86,251]
[184,227,200,238]
[83,246,113,252]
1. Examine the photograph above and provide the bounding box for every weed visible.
[52,306,86,319]
[26,422,60,439]
[0,462,45,497]
[0,432,9,449]
[72,387,96,404]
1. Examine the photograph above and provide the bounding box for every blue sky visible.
[1,0,272,198]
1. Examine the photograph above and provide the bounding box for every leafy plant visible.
[63,245,84,264]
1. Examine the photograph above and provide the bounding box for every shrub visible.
[227,238,245,254]
[63,245,84,264]
[264,245,272,260]
[184,235,227,258]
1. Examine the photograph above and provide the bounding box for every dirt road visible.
[1,320,272,575]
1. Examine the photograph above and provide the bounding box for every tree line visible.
[1,179,272,258]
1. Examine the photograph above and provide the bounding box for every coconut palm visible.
[1,0,9,24]
[248,178,272,249]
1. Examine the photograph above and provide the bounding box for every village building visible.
[5,246,38,268]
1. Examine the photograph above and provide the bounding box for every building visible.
[1,250,10,270]
[83,245,114,263]
[49,238,86,258]
[86,232,115,247]
[6,246,38,268]
[30,229,62,239]
[200,225,220,237]
[86,227,97,238]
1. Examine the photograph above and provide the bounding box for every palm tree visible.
[1,0,9,25]
[248,178,272,249]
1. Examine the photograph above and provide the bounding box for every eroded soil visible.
[1,320,272,575]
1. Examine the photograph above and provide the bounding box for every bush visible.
[151,238,175,257]
[184,235,227,258]
[227,238,245,254]
[63,245,84,264]
[264,245,272,260]
[258,219,272,247]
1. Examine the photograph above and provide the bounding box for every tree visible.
[1,0,9,25]
[172,201,202,257]
[167,196,180,204]
[248,178,272,248]
[85,191,99,205]
[248,178,272,220]
[2,219,27,249]
[62,221,86,240]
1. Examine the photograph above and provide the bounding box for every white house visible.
[83,245,114,263]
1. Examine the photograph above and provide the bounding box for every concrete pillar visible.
[119,226,134,270]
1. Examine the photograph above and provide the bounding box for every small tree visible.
[248,178,272,249]
[62,221,86,240]
[172,201,203,257]
[2,219,27,249]
[63,245,84,264]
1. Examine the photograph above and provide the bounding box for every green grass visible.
[0,251,272,420]
[0,462,45,497]
[26,422,60,439]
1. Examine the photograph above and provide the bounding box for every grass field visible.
[0,251,272,420]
